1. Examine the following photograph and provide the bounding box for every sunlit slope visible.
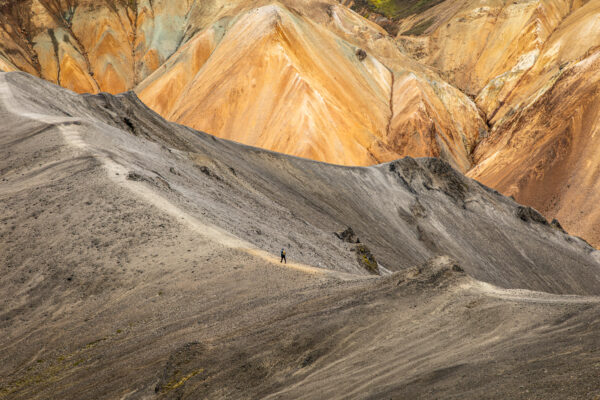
[468,2,600,246]
[393,0,600,245]
[0,0,193,93]
[136,3,486,168]
[139,5,395,166]
[0,0,486,169]
[396,0,578,95]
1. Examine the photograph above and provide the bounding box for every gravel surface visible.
[1,72,600,399]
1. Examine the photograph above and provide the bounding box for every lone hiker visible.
[281,248,286,264]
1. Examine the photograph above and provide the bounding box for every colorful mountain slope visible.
[0,0,486,169]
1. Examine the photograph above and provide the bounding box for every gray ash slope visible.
[1,71,600,399]
[4,71,598,294]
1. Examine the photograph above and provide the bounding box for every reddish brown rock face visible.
[2,0,600,245]
[467,3,600,247]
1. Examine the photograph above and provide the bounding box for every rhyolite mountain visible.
[349,0,600,246]
[0,0,485,171]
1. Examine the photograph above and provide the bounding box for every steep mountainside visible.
[2,72,600,398]
[395,0,580,95]
[0,0,486,170]
[4,72,600,292]
[390,0,600,246]
[468,3,600,246]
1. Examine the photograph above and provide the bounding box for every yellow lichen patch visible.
[0,332,120,397]
[0,354,81,398]
[161,369,204,393]
[85,337,107,349]
[355,244,379,275]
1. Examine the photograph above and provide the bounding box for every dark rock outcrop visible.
[551,218,566,233]
[335,227,360,243]
[355,48,367,61]
[516,206,548,225]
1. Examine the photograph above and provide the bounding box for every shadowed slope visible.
[3,71,600,292]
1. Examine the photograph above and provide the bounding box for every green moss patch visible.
[355,0,445,19]
[402,17,436,36]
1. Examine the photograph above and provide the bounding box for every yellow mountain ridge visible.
[0,0,485,169]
